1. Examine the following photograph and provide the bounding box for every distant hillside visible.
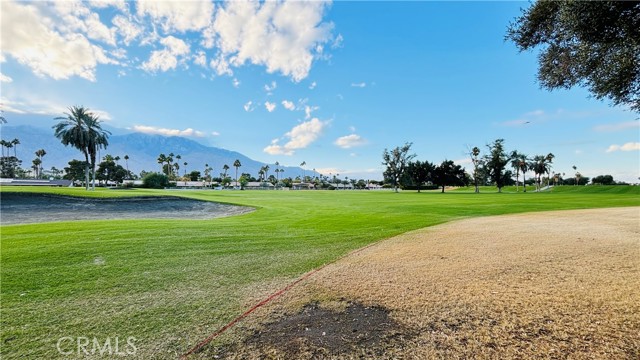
[0,125,310,179]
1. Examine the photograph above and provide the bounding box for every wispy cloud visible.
[264,81,277,93]
[133,125,206,137]
[0,73,13,83]
[232,78,240,88]
[594,121,639,132]
[334,134,367,149]
[351,82,366,88]
[243,101,255,112]
[141,35,191,73]
[265,101,276,112]
[309,81,317,90]
[282,100,295,111]
[263,118,327,156]
[606,142,640,153]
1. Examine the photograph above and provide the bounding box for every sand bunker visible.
[0,192,253,225]
[221,207,640,359]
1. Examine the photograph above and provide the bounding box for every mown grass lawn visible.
[1,186,638,358]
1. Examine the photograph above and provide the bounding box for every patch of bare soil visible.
[232,300,414,359]
[214,207,640,360]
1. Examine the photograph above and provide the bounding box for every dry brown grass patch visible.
[209,207,640,359]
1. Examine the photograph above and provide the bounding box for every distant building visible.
[0,179,73,187]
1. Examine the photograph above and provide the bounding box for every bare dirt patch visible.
[216,207,640,359]
[0,192,253,225]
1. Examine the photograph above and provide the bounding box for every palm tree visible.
[35,149,46,179]
[167,153,175,178]
[509,150,522,192]
[183,162,188,176]
[222,164,229,178]
[114,155,120,166]
[516,153,529,192]
[233,159,241,188]
[11,138,19,158]
[54,106,110,190]
[157,154,167,174]
[264,165,270,181]
[32,158,42,178]
[84,115,110,189]
[0,140,7,157]
[300,161,306,181]
[124,155,130,178]
[545,153,555,187]
[471,146,481,193]
[572,165,578,185]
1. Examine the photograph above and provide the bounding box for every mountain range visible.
[0,125,311,179]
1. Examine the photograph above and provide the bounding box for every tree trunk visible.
[516,168,520,192]
[441,185,445,193]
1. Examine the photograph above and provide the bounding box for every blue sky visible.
[1,0,639,182]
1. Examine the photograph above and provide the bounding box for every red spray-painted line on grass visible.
[181,242,379,358]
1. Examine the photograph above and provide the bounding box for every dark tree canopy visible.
[507,1,640,112]
[405,160,435,192]
[484,139,509,192]
[433,160,467,193]
[382,142,416,193]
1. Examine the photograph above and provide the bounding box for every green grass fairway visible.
[1,186,639,358]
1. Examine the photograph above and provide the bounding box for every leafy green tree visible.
[142,172,169,188]
[507,1,640,112]
[239,174,249,189]
[63,159,88,184]
[382,142,416,193]
[96,156,129,185]
[189,170,201,181]
[484,139,509,192]
[406,160,435,192]
[0,156,21,178]
[54,106,110,190]
[433,160,467,193]
[592,174,615,185]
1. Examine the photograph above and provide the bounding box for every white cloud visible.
[263,118,327,155]
[309,81,317,90]
[349,126,356,132]
[88,0,128,11]
[264,81,277,92]
[209,0,333,81]
[112,15,143,45]
[193,50,207,67]
[136,0,214,33]
[304,105,319,119]
[332,33,344,48]
[1,1,116,81]
[606,142,640,153]
[232,78,240,88]
[243,100,255,112]
[282,100,295,111]
[594,121,640,132]
[133,125,205,137]
[211,131,220,136]
[141,35,190,72]
[351,82,366,88]
[334,134,367,149]
[0,73,13,83]
[265,101,276,112]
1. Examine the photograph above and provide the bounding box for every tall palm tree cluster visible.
[508,151,555,192]
[53,106,110,190]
